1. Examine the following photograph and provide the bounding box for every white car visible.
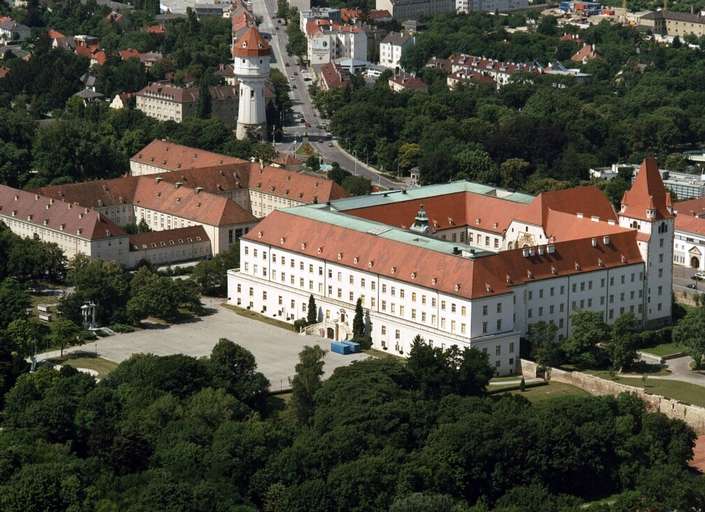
[693,272,705,281]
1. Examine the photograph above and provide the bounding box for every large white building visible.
[379,31,415,71]
[305,19,367,65]
[673,197,705,271]
[456,0,527,14]
[228,158,673,375]
[375,0,454,20]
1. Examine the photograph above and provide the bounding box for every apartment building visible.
[129,140,348,218]
[228,158,673,374]
[305,19,367,65]
[136,82,238,127]
[375,0,454,20]
[456,0,527,14]
[379,31,415,70]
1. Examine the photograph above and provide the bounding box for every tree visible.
[607,313,640,371]
[290,345,326,425]
[127,268,202,323]
[197,76,212,119]
[499,158,530,190]
[5,318,49,359]
[49,318,81,357]
[673,306,705,369]
[352,298,365,340]
[341,175,372,196]
[455,148,499,184]
[561,310,609,368]
[307,294,317,324]
[527,321,562,369]
[209,338,269,410]
[191,242,238,296]
[0,278,30,331]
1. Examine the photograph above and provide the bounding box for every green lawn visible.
[490,374,523,383]
[222,304,295,331]
[495,381,589,403]
[640,342,689,358]
[50,356,118,379]
[614,377,705,408]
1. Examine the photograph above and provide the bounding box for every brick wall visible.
[520,359,705,434]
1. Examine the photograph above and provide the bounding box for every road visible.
[253,0,403,190]
[38,298,367,392]
[673,264,705,300]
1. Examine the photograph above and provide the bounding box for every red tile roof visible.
[675,212,705,236]
[389,74,427,92]
[0,185,125,240]
[571,44,599,63]
[129,225,209,250]
[145,23,166,34]
[247,165,349,204]
[232,27,270,58]
[246,210,643,299]
[36,176,257,227]
[674,196,705,218]
[621,157,672,221]
[119,48,141,60]
[345,185,619,240]
[131,140,247,172]
[0,67,8,78]
[136,83,237,104]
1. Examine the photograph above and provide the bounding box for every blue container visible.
[341,341,361,353]
[331,341,351,354]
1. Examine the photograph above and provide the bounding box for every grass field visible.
[496,381,589,403]
[614,377,705,408]
[50,356,118,379]
[222,304,295,331]
[640,342,689,357]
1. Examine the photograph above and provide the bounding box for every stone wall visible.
[520,359,705,434]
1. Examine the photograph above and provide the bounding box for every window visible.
[497,303,502,313]
[496,319,502,331]
[482,305,488,315]
[482,321,488,333]
[495,345,501,356]
[441,300,446,311]
[509,342,514,353]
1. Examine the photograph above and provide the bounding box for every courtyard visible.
[38,298,367,391]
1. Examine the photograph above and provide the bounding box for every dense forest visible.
[0,336,703,511]
[313,15,705,190]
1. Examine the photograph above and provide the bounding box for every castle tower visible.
[233,27,270,140]
[618,157,674,326]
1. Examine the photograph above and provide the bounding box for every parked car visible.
[693,272,705,280]
[688,283,698,289]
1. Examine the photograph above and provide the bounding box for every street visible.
[673,264,705,300]
[252,0,403,190]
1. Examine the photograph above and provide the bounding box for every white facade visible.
[379,33,415,70]
[307,29,367,65]
[618,212,673,324]
[229,239,521,374]
[234,46,270,140]
[456,0,528,13]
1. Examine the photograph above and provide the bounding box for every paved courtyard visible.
[38,299,367,391]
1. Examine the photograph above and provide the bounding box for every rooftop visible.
[131,139,247,172]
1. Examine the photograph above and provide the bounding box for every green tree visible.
[562,310,610,368]
[673,306,705,369]
[209,338,270,410]
[341,175,372,196]
[607,312,640,372]
[5,318,49,359]
[49,318,81,357]
[0,278,30,331]
[127,268,202,323]
[307,294,317,324]
[455,148,499,184]
[352,298,365,340]
[290,344,326,425]
[197,76,212,119]
[499,158,530,190]
[527,321,562,369]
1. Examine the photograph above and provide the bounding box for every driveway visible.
[37,298,367,392]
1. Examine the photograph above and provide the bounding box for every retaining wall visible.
[520,359,705,434]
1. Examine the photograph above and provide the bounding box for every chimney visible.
[155,176,163,183]
[603,235,610,245]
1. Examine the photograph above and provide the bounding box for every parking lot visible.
[39,299,367,391]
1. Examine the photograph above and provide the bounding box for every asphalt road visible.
[253,0,402,190]
[673,264,705,298]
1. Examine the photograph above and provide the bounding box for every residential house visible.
[379,31,415,70]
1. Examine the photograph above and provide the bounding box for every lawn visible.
[494,381,589,403]
[614,377,705,408]
[640,342,689,358]
[490,374,523,383]
[222,304,295,331]
[49,355,118,379]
